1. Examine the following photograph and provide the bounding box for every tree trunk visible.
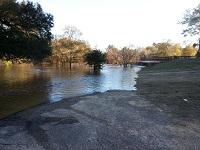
[69,51,72,70]
[196,38,200,58]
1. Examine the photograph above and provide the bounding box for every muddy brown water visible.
[0,64,141,118]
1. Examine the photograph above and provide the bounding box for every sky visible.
[19,0,200,50]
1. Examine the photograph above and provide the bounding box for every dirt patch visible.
[136,69,200,121]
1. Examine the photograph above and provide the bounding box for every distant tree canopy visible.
[106,45,138,67]
[47,26,91,68]
[106,45,119,64]
[0,0,54,62]
[50,37,91,65]
[153,41,183,57]
[138,40,197,60]
[119,47,138,67]
[106,41,197,65]
[84,49,106,69]
[63,25,82,41]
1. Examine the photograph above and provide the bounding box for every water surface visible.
[0,64,141,118]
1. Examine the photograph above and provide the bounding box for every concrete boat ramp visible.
[0,91,200,150]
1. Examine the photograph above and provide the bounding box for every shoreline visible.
[1,69,200,149]
[0,64,139,119]
[136,69,200,120]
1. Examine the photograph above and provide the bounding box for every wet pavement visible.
[0,90,200,150]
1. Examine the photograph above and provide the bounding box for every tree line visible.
[1,1,199,67]
[44,25,106,69]
[106,40,197,66]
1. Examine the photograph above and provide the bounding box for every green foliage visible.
[106,45,138,67]
[84,49,106,69]
[182,45,197,56]
[142,46,158,59]
[106,45,119,64]
[140,40,197,59]
[106,41,198,64]
[153,41,176,57]
[180,4,200,36]
[119,47,137,67]
[142,58,200,72]
[50,38,91,65]
[0,0,54,62]
[47,26,91,67]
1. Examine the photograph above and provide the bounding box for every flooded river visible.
[0,64,141,118]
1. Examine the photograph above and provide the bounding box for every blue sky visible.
[19,0,200,50]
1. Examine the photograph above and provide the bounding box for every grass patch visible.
[141,58,200,72]
[136,58,200,120]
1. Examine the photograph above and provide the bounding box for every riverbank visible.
[135,58,200,149]
[136,69,200,118]
[136,58,200,120]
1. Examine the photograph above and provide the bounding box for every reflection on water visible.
[49,65,141,102]
[0,64,141,118]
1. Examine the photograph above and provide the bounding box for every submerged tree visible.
[118,47,137,67]
[51,38,91,66]
[84,49,106,69]
[106,45,138,67]
[62,25,83,69]
[106,45,119,64]
[0,0,54,62]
